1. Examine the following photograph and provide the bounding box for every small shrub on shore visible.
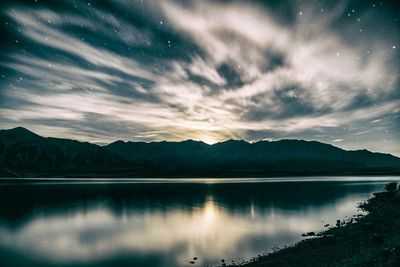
[385,182,398,192]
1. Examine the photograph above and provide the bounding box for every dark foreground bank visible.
[231,182,400,267]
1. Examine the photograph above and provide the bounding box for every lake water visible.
[0,177,399,267]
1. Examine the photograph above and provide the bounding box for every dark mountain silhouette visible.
[1,127,399,178]
[0,127,128,177]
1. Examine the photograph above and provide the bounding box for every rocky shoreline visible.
[230,182,400,267]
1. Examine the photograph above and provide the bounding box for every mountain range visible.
[0,127,399,178]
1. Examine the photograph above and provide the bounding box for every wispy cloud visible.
[0,0,398,154]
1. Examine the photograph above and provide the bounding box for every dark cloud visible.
[244,84,331,122]
[262,51,286,72]
[186,71,220,90]
[344,93,375,111]
[272,85,317,118]
[216,62,244,89]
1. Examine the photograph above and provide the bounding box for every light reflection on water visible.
[0,177,399,267]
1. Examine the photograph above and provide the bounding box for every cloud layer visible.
[0,0,399,154]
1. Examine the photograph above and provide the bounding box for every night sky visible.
[0,0,399,155]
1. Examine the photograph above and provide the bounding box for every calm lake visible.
[0,177,399,267]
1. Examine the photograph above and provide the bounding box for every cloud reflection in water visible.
[0,180,387,267]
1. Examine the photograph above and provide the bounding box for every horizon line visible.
[1,126,398,158]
